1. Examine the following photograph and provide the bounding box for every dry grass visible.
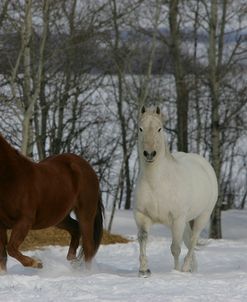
[7,227,129,251]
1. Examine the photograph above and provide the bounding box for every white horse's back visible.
[134,106,218,276]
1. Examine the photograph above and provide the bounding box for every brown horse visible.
[0,133,104,272]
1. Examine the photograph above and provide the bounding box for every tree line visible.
[0,0,247,238]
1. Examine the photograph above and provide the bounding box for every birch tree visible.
[9,0,50,156]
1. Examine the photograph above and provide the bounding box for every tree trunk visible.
[0,0,9,28]
[108,163,124,232]
[240,183,247,209]
[34,80,47,160]
[21,0,33,156]
[22,0,50,157]
[208,0,223,239]
[111,0,132,209]
[169,0,189,152]
[33,0,50,159]
[192,0,202,154]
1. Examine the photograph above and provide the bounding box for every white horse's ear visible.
[141,106,146,114]
[156,107,160,114]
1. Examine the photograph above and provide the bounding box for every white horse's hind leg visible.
[182,213,210,272]
[183,223,197,272]
[170,218,186,271]
[182,232,199,272]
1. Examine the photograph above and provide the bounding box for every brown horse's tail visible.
[93,195,104,255]
[78,194,104,262]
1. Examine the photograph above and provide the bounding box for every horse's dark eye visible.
[139,128,143,132]
[158,128,161,132]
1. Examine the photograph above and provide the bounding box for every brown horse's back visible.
[33,154,100,229]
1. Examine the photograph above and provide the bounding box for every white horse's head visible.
[138,106,164,163]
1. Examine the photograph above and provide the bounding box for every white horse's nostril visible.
[143,150,156,161]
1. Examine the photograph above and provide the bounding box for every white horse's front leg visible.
[170,218,186,271]
[138,228,151,277]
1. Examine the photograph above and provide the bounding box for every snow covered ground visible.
[1,209,247,302]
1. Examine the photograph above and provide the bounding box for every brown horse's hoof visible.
[0,268,7,275]
[67,254,77,261]
[0,262,7,273]
[32,258,43,269]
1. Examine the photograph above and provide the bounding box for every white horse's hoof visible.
[138,269,151,278]
[182,262,197,273]
[181,266,192,273]
[182,255,197,272]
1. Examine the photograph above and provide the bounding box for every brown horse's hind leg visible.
[79,220,95,267]
[56,215,80,261]
[7,219,43,269]
[0,228,7,273]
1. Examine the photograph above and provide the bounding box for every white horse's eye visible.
[158,128,162,132]
[139,128,143,132]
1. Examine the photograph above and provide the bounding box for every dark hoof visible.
[32,258,43,269]
[0,269,6,275]
[37,262,43,269]
[67,254,77,261]
[138,269,151,278]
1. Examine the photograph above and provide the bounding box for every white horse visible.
[134,106,218,277]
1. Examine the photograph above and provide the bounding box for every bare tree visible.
[205,0,247,237]
[168,0,189,152]
[1,0,247,230]
[207,0,222,238]
[106,0,142,210]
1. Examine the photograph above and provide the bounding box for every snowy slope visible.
[1,209,247,302]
